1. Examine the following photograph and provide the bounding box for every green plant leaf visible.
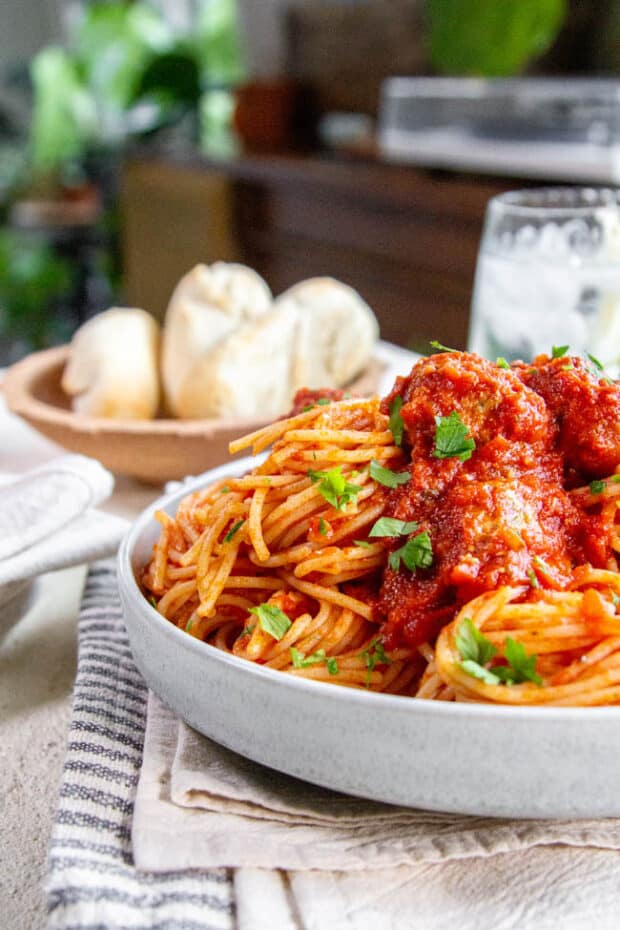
[75,2,172,110]
[428,0,566,77]
[30,47,98,170]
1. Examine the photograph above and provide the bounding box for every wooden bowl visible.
[3,346,386,485]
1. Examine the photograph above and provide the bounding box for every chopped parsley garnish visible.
[318,517,328,535]
[613,475,620,484]
[354,539,372,548]
[587,352,604,371]
[290,647,326,668]
[224,520,245,542]
[302,397,332,412]
[185,618,193,633]
[388,396,404,446]
[590,479,606,495]
[430,340,457,353]
[562,361,574,371]
[455,617,497,665]
[433,411,476,462]
[240,623,255,637]
[532,557,552,580]
[527,568,540,589]
[455,618,541,686]
[460,660,501,685]
[492,638,543,686]
[369,459,410,488]
[360,639,392,686]
[326,656,339,675]
[221,485,231,494]
[307,466,361,510]
[368,516,433,573]
[369,516,419,538]
[249,603,292,641]
[552,345,569,358]
[290,647,339,675]
[388,531,433,573]
[496,357,510,369]
[148,595,158,609]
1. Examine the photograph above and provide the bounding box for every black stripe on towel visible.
[46,560,234,930]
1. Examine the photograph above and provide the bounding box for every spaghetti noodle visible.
[143,397,422,693]
[142,350,620,706]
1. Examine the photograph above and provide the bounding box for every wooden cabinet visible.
[122,152,519,351]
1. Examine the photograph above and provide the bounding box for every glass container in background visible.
[468,188,620,372]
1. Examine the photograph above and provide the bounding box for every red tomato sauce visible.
[377,352,620,649]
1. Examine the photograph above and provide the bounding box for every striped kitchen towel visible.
[46,561,234,930]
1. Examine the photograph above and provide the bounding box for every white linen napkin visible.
[0,455,128,594]
[133,695,620,929]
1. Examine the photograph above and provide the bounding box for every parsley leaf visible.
[459,659,501,685]
[532,556,552,576]
[317,397,331,405]
[388,396,404,446]
[369,517,419,538]
[433,411,476,462]
[249,603,292,640]
[240,623,255,637]
[307,466,361,510]
[590,479,606,495]
[290,647,326,668]
[354,539,372,548]
[224,520,245,543]
[499,638,542,685]
[360,639,392,686]
[455,617,497,665]
[388,531,433,572]
[326,656,339,675]
[430,340,457,353]
[456,622,542,688]
[552,345,569,358]
[496,357,510,369]
[318,517,328,535]
[587,352,604,371]
[369,459,410,488]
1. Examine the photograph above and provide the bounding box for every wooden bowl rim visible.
[2,346,271,439]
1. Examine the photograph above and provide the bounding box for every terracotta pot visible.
[233,78,301,150]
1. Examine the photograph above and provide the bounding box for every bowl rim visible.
[118,458,620,723]
[2,345,273,437]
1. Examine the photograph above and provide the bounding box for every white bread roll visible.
[174,277,379,419]
[162,262,272,416]
[61,308,160,419]
[175,308,298,419]
[275,277,379,390]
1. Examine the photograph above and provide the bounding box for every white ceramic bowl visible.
[118,460,620,818]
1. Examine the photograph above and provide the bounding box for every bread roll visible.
[173,277,379,420]
[275,277,379,390]
[61,308,160,419]
[162,262,272,416]
[175,308,298,419]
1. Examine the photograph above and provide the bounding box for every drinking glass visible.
[468,188,620,372]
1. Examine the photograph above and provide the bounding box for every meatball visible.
[517,354,620,480]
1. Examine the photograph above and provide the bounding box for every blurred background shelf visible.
[1,0,619,365]
[122,151,519,353]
